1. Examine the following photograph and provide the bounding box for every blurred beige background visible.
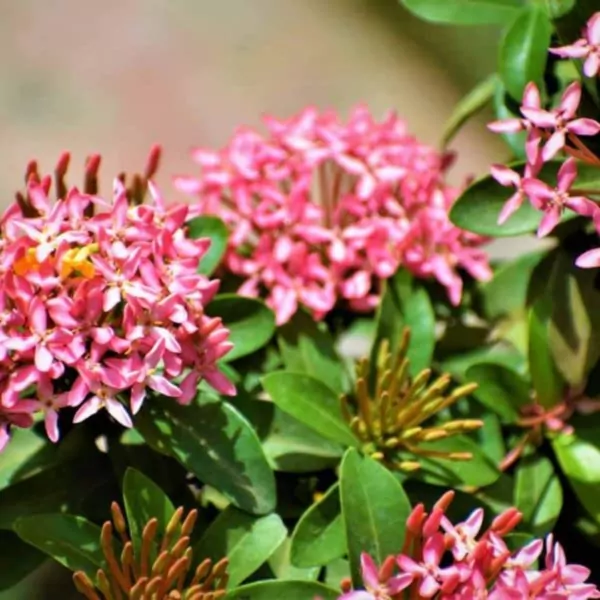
[0,1,523,597]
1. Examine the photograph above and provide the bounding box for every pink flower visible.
[490,160,541,224]
[522,158,598,237]
[551,12,600,78]
[176,105,490,324]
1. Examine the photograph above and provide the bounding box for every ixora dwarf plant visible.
[2,4,600,600]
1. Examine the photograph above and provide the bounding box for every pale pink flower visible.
[551,12,600,78]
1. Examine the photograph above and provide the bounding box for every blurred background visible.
[0,1,517,597]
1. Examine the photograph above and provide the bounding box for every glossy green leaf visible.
[450,161,600,236]
[0,531,45,591]
[194,507,287,588]
[206,295,275,362]
[122,467,175,558]
[269,538,320,581]
[262,372,357,447]
[187,215,228,275]
[278,311,349,395]
[400,0,521,25]
[541,0,575,18]
[443,75,497,147]
[291,483,346,568]
[515,453,562,536]
[372,271,435,377]
[499,7,552,101]
[262,408,344,473]
[135,396,276,515]
[466,363,530,423]
[226,581,339,600]
[340,449,411,586]
[14,514,106,579]
[553,427,600,525]
[493,83,527,159]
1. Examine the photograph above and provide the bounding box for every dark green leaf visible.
[262,372,357,447]
[194,507,287,588]
[278,311,349,395]
[206,295,275,362]
[14,514,106,579]
[493,83,527,159]
[400,0,521,25]
[541,0,575,18]
[291,483,346,568]
[515,453,562,536]
[225,581,339,600]
[268,538,320,581]
[466,363,530,423]
[187,216,228,275]
[135,396,276,515]
[340,449,411,586]
[443,75,497,146]
[372,271,435,377]
[0,531,45,591]
[122,467,175,558]
[450,161,600,236]
[499,7,552,101]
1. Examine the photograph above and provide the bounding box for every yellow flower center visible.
[13,248,41,276]
[60,243,99,279]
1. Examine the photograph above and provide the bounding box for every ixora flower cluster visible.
[489,11,600,266]
[0,150,234,451]
[176,106,491,324]
[337,492,600,600]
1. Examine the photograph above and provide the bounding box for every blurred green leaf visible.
[187,215,228,276]
[135,396,276,515]
[262,372,357,447]
[340,449,411,586]
[466,363,530,423]
[225,581,338,600]
[194,506,287,588]
[0,531,45,591]
[400,0,521,25]
[290,483,346,568]
[15,514,106,580]
[499,6,552,101]
[540,0,575,18]
[372,271,435,377]
[278,310,349,394]
[515,453,562,536]
[443,74,497,146]
[493,83,528,159]
[206,295,275,362]
[122,467,175,559]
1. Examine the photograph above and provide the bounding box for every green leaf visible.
[14,514,106,579]
[262,372,357,447]
[122,467,175,558]
[515,453,562,536]
[194,507,287,588]
[466,363,530,423]
[499,7,552,101]
[450,162,600,236]
[540,0,575,18]
[278,311,349,395]
[206,295,275,362]
[443,74,497,147]
[268,538,320,581]
[135,396,276,515]
[226,581,339,600]
[372,271,435,377]
[553,427,600,525]
[493,83,527,159]
[400,0,521,25]
[0,531,45,591]
[340,449,411,586]
[291,483,346,568]
[262,408,344,473]
[187,215,228,276]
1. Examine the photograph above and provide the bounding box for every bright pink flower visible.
[551,12,600,78]
[522,158,598,237]
[176,105,490,324]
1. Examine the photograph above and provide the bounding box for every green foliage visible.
[399,0,522,25]
[187,215,229,275]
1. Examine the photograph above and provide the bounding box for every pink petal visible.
[73,397,102,423]
[30,298,47,333]
[498,192,524,224]
[68,376,90,406]
[148,375,182,398]
[487,119,523,134]
[104,286,121,312]
[423,534,444,565]
[567,196,598,218]
[419,575,440,598]
[542,130,566,161]
[387,573,414,594]
[549,45,589,59]
[558,157,578,191]
[560,82,582,119]
[584,53,600,78]
[522,82,541,109]
[490,164,520,187]
[130,384,145,415]
[105,398,133,428]
[204,368,236,396]
[35,345,54,373]
[522,179,554,201]
[520,107,556,128]
[537,206,561,238]
[568,118,600,136]
[588,13,600,45]
[45,410,60,443]
[360,554,379,590]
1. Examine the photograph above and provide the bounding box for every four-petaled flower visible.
[551,12,600,78]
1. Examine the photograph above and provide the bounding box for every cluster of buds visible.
[337,491,600,599]
[73,503,228,600]
[176,105,491,325]
[340,330,481,471]
[488,11,600,267]
[0,148,235,451]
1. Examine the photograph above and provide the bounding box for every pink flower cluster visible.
[176,106,491,325]
[488,12,600,267]
[0,153,234,452]
[338,491,600,599]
